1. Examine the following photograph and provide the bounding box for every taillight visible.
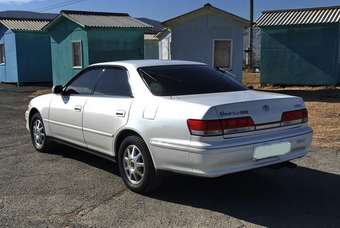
[187,117,255,136]
[187,119,223,136]
[221,117,255,134]
[281,108,308,126]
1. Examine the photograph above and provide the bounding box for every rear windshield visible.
[138,65,247,96]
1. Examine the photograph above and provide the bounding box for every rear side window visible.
[65,68,102,95]
[94,68,132,97]
[138,65,246,96]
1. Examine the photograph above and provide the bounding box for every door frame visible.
[212,39,233,71]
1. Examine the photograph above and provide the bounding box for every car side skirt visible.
[48,137,117,162]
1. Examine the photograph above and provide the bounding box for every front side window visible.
[214,40,232,70]
[0,44,5,64]
[94,68,132,97]
[138,65,246,96]
[72,41,82,68]
[65,68,102,95]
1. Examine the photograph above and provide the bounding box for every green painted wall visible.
[144,39,159,59]
[49,18,145,85]
[87,28,144,64]
[49,18,89,85]
[15,31,52,84]
[261,24,340,85]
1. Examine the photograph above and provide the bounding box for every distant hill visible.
[0,11,58,20]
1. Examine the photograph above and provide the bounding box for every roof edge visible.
[0,16,54,21]
[60,10,129,17]
[163,3,249,27]
[262,5,340,14]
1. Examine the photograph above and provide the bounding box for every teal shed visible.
[257,6,340,85]
[44,10,150,85]
[0,12,56,85]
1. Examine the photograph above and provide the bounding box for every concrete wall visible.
[15,31,52,84]
[261,24,339,85]
[87,28,144,64]
[169,14,245,81]
[0,27,18,83]
[49,18,89,85]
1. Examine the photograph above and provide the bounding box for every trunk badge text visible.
[220,110,249,117]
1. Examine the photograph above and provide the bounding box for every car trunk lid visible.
[172,90,305,137]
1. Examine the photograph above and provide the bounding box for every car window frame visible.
[92,66,133,98]
[62,66,103,97]
[62,65,133,98]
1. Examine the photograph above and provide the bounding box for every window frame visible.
[62,65,133,98]
[212,39,233,71]
[92,66,133,98]
[0,43,5,65]
[62,66,102,96]
[72,40,83,69]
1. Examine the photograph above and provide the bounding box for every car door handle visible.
[115,110,126,117]
[74,105,82,112]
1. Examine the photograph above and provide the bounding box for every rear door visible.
[83,67,133,156]
[49,68,102,147]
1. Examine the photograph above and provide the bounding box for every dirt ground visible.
[243,72,340,151]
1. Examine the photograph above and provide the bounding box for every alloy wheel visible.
[123,145,145,185]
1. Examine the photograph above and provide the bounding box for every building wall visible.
[15,31,52,84]
[261,24,339,85]
[49,18,89,85]
[87,28,144,64]
[159,33,171,60]
[0,27,18,83]
[169,14,245,81]
[144,39,159,59]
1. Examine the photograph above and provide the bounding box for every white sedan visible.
[25,60,313,193]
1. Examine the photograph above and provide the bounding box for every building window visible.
[72,41,82,68]
[0,44,5,64]
[213,40,232,70]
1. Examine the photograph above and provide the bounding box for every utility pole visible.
[248,0,254,72]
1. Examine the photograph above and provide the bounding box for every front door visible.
[83,67,133,156]
[48,68,102,147]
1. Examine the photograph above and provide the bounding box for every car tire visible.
[118,135,160,194]
[30,112,51,153]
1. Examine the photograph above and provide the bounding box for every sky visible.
[0,0,340,21]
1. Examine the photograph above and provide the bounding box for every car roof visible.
[91,60,206,68]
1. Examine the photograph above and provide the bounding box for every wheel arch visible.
[114,128,156,168]
[28,108,40,128]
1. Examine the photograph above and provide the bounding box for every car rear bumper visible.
[150,126,313,177]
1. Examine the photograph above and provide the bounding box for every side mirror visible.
[52,85,63,94]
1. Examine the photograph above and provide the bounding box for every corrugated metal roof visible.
[0,11,57,20]
[0,19,50,31]
[138,17,165,34]
[256,5,340,27]
[61,10,151,28]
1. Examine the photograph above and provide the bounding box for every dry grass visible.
[243,72,340,150]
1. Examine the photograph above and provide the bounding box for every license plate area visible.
[254,142,291,160]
